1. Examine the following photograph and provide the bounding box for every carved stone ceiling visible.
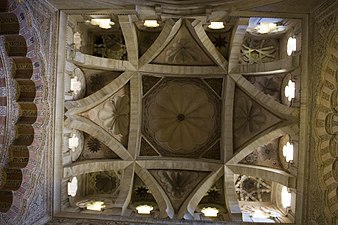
[0,0,336,224]
[58,6,302,223]
[45,0,322,14]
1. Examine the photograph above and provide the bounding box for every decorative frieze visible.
[312,7,338,223]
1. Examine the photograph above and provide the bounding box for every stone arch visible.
[0,6,37,213]
[314,22,338,218]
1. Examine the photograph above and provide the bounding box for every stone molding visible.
[309,1,338,224]
[47,216,296,225]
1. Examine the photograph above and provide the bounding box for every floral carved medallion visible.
[233,88,281,150]
[165,38,201,64]
[150,169,209,210]
[234,97,266,135]
[95,172,118,193]
[143,79,219,156]
[152,21,215,66]
[158,170,198,199]
[98,95,130,136]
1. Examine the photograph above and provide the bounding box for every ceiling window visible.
[67,177,78,197]
[208,22,224,30]
[86,201,105,211]
[136,204,153,214]
[282,141,294,162]
[144,20,159,28]
[201,207,219,217]
[68,133,79,151]
[287,37,297,56]
[284,80,295,102]
[90,18,115,29]
[281,186,292,208]
[70,76,82,94]
[73,32,81,49]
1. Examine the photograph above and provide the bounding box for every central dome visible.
[146,82,216,154]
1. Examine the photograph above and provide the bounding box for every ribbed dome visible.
[147,82,215,153]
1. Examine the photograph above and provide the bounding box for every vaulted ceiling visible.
[1,0,337,225]
[56,5,303,222]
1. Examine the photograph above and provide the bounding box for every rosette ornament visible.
[98,95,130,136]
[148,83,215,153]
[158,170,198,199]
[165,38,200,64]
[234,97,266,135]
[95,173,117,193]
